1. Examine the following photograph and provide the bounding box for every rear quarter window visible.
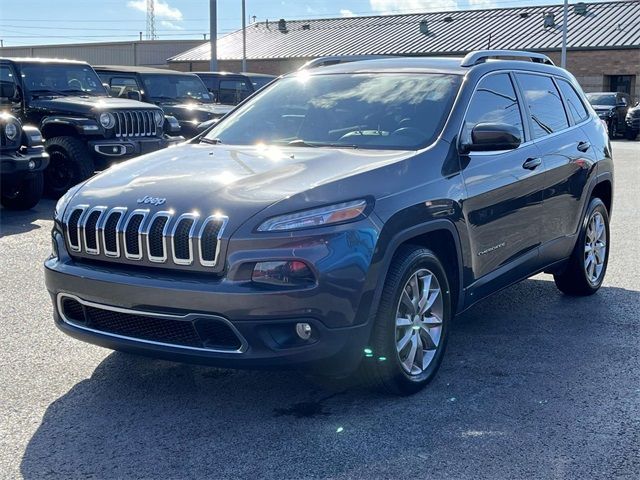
[557,79,590,124]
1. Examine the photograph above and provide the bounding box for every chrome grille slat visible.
[63,207,227,269]
[113,110,156,138]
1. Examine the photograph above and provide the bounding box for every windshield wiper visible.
[29,89,69,98]
[200,137,222,145]
[286,139,359,149]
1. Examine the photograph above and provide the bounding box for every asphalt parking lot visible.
[1,140,639,479]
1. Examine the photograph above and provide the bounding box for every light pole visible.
[560,0,568,68]
[242,0,247,72]
[210,0,218,71]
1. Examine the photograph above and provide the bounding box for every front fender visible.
[40,116,102,137]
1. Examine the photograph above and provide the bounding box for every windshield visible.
[21,63,106,97]
[587,93,616,106]
[141,74,212,103]
[204,73,461,150]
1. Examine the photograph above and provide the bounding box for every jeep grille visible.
[114,110,158,138]
[63,205,228,271]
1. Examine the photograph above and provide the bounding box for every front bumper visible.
[44,222,379,374]
[88,135,184,159]
[0,145,49,177]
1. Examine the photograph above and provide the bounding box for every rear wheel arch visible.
[591,179,612,214]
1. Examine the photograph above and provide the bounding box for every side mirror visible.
[127,90,142,101]
[463,122,522,153]
[0,81,17,100]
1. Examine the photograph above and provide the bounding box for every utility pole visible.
[560,0,568,68]
[210,0,218,71]
[242,0,247,72]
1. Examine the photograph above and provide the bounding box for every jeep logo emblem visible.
[137,195,166,206]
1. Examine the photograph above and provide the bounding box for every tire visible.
[608,120,618,139]
[359,246,452,395]
[554,197,610,296]
[44,136,94,198]
[625,129,639,140]
[1,171,44,210]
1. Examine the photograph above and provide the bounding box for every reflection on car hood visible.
[30,96,159,115]
[72,143,413,231]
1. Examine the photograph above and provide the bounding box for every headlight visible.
[5,121,20,140]
[154,111,164,127]
[54,183,83,221]
[99,112,115,129]
[257,199,368,232]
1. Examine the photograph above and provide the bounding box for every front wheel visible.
[554,197,610,296]
[608,120,618,139]
[625,128,639,140]
[44,136,94,198]
[359,246,451,395]
[1,172,44,210]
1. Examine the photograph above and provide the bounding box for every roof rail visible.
[460,50,555,67]
[299,55,395,70]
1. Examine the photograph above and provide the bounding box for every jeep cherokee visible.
[0,58,183,197]
[45,51,613,395]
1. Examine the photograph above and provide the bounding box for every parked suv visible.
[625,101,640,140]
[194,72,254,105]
[0,111,48,210]
[586,91,632,138]
[0,58,182,197]
[95,66,233,138]
[45,51,613,395]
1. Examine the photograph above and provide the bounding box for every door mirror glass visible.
[465,122,522,152]
[127,90,142,101]
[0,80,16,99]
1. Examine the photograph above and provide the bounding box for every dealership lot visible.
[1,140,638,479]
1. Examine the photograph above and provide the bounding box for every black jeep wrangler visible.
[95,66,232,139]
[0,58,183,197]
[0,110,48,210]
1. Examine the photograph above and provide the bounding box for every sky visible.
[0,0,612,47]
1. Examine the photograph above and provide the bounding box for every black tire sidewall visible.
[370,248,452,394]
[0,172,44,210]
[578,198,610,291]
[44,137,93,198]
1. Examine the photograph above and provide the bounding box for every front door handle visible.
[522,157,542,170]
[577,141,591,152]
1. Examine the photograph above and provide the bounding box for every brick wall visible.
[168,48,640,98]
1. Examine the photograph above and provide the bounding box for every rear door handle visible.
[522,157,542,170]
[577,141,591,152]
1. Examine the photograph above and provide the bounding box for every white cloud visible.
[127,0,183,21]
[340,9,356,17]
[160,20,183,30]
[369,0,458,15]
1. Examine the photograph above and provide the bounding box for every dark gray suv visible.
[45,51,613,395]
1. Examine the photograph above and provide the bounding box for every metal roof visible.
[168,1,640,63]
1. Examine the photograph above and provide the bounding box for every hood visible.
[158,102,233,122]
[72,143,413,232]
[29,96,159,115]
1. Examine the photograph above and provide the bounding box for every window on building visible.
[461,73,525,146]
[608,75,634,95]
[557,79,589,124]
[516,73,569,139]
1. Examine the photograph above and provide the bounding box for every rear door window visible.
[110,76,141,98]
[556,79,589,124]
[218,78,252,105]
[461,73,525,146]
[516,73,569,139]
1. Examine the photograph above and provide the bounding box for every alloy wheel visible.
[395,268,444,375]
[584,211,607,284]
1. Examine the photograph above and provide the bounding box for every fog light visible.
[296,322,312,340]
[252,260,315,287]
[28,160,36,170]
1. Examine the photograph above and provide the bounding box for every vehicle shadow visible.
[0,200,55,237]
[20,278,640,479]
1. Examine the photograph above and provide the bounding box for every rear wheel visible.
[554,197,610,296]
[44,136,94,198]
[1,172,44,210]
[359,246,451,395]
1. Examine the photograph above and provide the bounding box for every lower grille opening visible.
[60,297,242,351]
